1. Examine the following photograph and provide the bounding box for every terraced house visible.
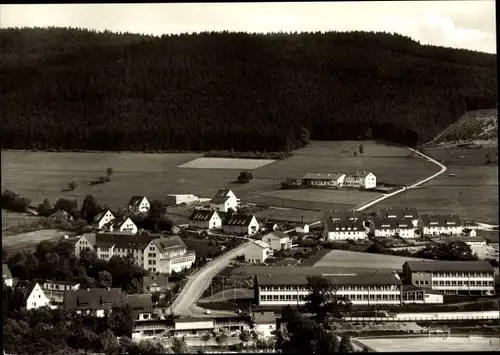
[373,218,416,239]
[223,213,260,235]
[324,218,367,241]
[421,214,463,236]
[104,216,138,234]
[379,207,420,227]
[188,210,222,230]
[403,260,495,296]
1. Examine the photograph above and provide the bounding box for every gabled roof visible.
[253,311,276,324]
[142,274,171,289]
[64,288,125,311]
[189,210,218,221]
[213,188,233,198]
[125,294,153,315]
[421,214,461,227]
[2,264,12,279]
[79,232,97,246]
[50,210,72,219]
[325,218,365,232]
[404,260,494,273]
[14,281,38,302]
[153,236,187,252]
[302,173,345,180]
[224,214,256,226]
[262,231,290,241]
[107,216,135,229]
[346,171,373,179]
[379,207,419,219]
[95,232,158,250]
[210,195,231,204]
[373,218,414,229]
[128,196,147,206]
[93,210,114,223]
[326,209,362,221]
[252,240,270,249]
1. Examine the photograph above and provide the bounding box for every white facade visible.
[189,211,222,230]
[467,229,477,237]
[166,194,199,206]
[465,239,486,247]
[26,283,51,310]
[375,227,415,239]
[94,210,115,230]
[42,281,80,303]
[424,293,444,304]
[255,323,276,338]
[424,225,463,236]
[302,173,346,188]
[262,233,292,251]
[245,241,271,263]
[74,234,95,258]
[344,172,377,189]
[4,278,13,288]
[108,217,138,234]
[144,240,195,274]
[210,196,238,213]
[223,215,260,236]
[129,197,150,213]
[325,228,367,241]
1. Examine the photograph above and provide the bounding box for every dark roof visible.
[346,171,373,179]
[256,272,402,286]
[142,274,171,289]
[213,188,232,198]
[379,207,419,219]
[373,218,414,229]
[325,218,365,232]
[107,216,135,229]
[14,281,38,302]
[402,284,424,292]
[129,196,146,206]
[420,287,444,295]
[125,294,153,315]
[224,214,256,226]
[253,311,276,324]
[189,210,218,221]
[95,232,158,249]
[64,288,125,311]
[93,210,113,223]
[2,264,13,279]
[210,195,231,204]
[50,210,72,219]
[324,210,362,221]
[302,172,345,180]
[404,260,494,273]
[421,214,461,227]
[153,236,187,252]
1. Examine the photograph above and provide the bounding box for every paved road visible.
[171,240,253,316]
[355,147,447,212]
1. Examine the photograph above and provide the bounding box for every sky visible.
[0,1,496,54]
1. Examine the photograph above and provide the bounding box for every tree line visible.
[0,27,496,152]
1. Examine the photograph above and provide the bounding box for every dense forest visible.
[0,27,496,152]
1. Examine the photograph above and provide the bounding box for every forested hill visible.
[0,27,496,152]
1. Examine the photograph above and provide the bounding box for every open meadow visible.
[368,147,498,224]
[3,229,70,252]
[2,209,42,230]
[357,336,499,352]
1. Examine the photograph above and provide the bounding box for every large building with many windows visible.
[254,272,403,307]
[402,260,495,296]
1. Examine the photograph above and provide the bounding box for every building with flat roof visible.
[173,317,214,337]
[401,284,444,304]
[254,272,402,307]
[402,260,495,296]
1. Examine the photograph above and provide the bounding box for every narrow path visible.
[355,147,447,212]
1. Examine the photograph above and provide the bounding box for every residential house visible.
[301,173,346,188]
[379,208,420,227]
[126,294,154,321]
[324,219,367,241]
[263,222,280,232]
[262,231,292,251]
[245,240,271,264]
[74,232,97,258]
[63,287,125,317]
[146,236,196,274]
[324,209,362,222]
[252,312,277,338]
[188,210,222,230]
[142,274,172,294]
[42,280,80,304]
[344,171,377,189]
[3,264,13,287]
[14,281,51,310]
[402,260,495,296]
[209,188,239,212]
[421,214,463,236]
[223,214,260,235]
[104,216,138,234]
[373,218,416,239]
[463,229,477,238]
[401,284,444,304]
[92,210,115,230]
[128,196,150,214]
[49,210,74,222]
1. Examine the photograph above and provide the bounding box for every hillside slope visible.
[0,27,497,152]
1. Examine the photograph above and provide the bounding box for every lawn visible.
[368,148,498,224]
[1,210,42,231]
[357,336,499,352]
[313,250,429,271]
[3,229,70,252]
[182,238,220,258]
[178,157,275,169]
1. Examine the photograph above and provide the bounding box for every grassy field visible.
[3,229,70,252]
[313,250,429,271]
[1,210,42,230]
[178,157,275,169]
[368,148,498,224]
[1,141,437,215]
[357,336,499,352]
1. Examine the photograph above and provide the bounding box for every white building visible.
[255,272,402,306]
[128,196,150,214]
[223,214,260,236]
[42,280,80,304]
[295,224,310,233]
[92,210,115,230]
[14,281,51,310]
[209,188,239,212]
[63,288,125,317]
[262,231,292,251]
[302,173,346,188]
[165,194,199,206]
[374,218,416,239]
[245,240,271,263]
[74,232,96,258]
[403,260,495,296]
[401,285,444,304]
[344,171,377,189]
[421,214,463,236]
[188,210,222,230]
[324,219,367,241]
[379,208,420,227]
[252,312,277,338]
[463,229,477,238]
[2,264,13,287]
[105,216,138,234]
[145,237,196,274]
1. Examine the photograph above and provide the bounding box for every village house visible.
[301,173,346,188]
[209,188,239,212]
[245,240,271,263]
[421,214,463,236]
[126,294,154,321]
[14,281,51,310]
[92,210,115,230]
[401,284,444,304]
[49,210,74,222]
[42,280,80,304]
[463,228,477,238]
[145,236,196,274]
[373,218,416,239]
[104,216,138,234]
[128,196,150,214]
[324,209,362,222]
[141,274,172,294]
[188,210,222,230]
[379,207,420,227]
[402,260,495,296]
[324,219,367,241]
[165,194,199,206]
[262,231,292,251]
[223,214,260,235]
[252,311,277,338]
[344,171,377,189]
[263,222,280,232]
[295,224,310,233]
[3,264,13,287]
[74,232,96,258]
[63,287,125,317]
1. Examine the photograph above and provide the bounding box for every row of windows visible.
[403,292,424,300]
[260,285,399,292]
[433,280,493,287]
[148,260,157,265]
[260,293,401,302]
[148,267,157,272]
[148,253,157,258]
[173,257,194,264]
[99,254,110,259]
[430,272,492,278]
[116,247,141,254]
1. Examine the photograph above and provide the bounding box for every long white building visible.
[421,214,463,236]
[344,171,377,189]
[373,218,416,239]
[323,219,367,241]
